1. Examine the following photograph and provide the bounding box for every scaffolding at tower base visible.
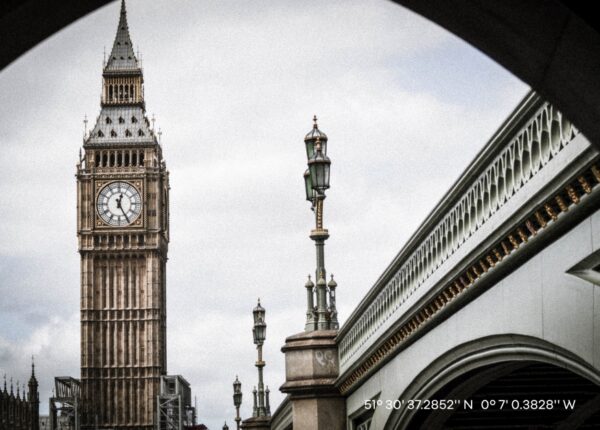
[49,377,80,430]
[157,375,196,430]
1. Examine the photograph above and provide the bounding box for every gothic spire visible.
[104,0,140,73]
[29,355,38,387]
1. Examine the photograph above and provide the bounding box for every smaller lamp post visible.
[233,376,242,430]
[223,422,230,430]
[252,299,268,417]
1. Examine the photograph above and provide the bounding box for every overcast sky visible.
[0,0,528,428]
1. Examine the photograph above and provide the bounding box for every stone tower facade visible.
[77,1,169,428]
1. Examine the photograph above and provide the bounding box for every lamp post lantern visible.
[302,116,339,331]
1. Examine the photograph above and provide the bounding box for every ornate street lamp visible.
[302,116,339,331]
[232,376,242,430]
[251,299,270,417]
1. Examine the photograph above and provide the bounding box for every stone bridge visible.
[275,92,600,429]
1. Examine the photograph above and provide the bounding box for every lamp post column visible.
[311,199,329,330]
[305,130,332,331]
[281,115,345,429]
[256,344,265,417]
[241,299,270,430]
[233,376,242,430]
[251,299,268,418]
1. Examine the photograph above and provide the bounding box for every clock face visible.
[97,182,142,227]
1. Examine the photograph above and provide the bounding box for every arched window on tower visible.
[125,129,132,137]
[110,129,117,137]
[105,117,112,124]
[119,117,125,124]
[138,129,145,137]
[97,130,104,138]
[131,116,137,123]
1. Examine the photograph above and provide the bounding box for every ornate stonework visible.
[339,98,581,368]
[77,2,169,428]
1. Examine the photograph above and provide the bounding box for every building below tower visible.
[0,361,39,430]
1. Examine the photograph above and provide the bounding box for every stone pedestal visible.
[241,416,271,430]
[280,330,346,430]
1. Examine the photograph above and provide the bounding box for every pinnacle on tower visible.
[29,355,38,387]
[104,0,140,72]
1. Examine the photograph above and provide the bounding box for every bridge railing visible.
[337,92,584,373]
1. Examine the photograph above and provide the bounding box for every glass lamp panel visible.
[309,161,330,191]
[256,323,266,342]
[309,162,319,190]
[304,170,314,201]
[305,140,315,161]
[316,164,326,189]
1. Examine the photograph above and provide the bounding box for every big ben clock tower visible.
[77,1,168,428]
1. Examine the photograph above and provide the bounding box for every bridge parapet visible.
[337,92,591,376]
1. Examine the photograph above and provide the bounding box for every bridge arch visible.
[384,334,600,430]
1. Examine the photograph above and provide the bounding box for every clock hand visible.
[120,205,130,223]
